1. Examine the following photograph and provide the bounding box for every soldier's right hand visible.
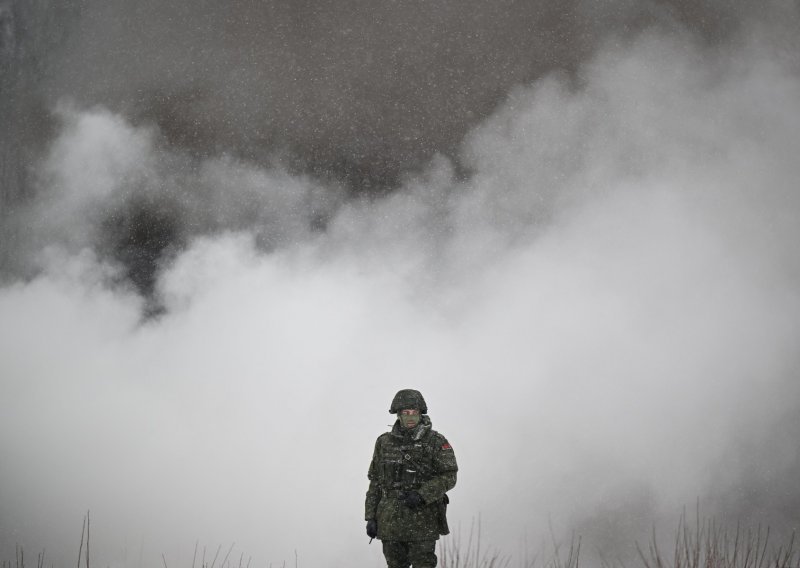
[366,519,378,538]
[399,490,425,509]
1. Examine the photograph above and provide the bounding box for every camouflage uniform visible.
[365,392,457,568]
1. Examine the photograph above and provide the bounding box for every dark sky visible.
[24,0,755,190]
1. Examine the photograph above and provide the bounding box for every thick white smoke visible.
[2,24,800,567]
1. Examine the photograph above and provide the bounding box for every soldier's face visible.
[399,409,421,429]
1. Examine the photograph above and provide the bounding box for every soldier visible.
[365,389,458,568]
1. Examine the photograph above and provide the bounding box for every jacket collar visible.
[391,414,432,441]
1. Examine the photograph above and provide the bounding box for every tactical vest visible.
[377,428,442,494]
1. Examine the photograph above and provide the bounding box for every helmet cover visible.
[389,389,428,414]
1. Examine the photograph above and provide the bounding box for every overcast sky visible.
[2,2,800,567]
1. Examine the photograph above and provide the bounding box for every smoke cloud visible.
[2,2,800,567]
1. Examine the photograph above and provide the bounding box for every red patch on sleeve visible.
[441,443,452,450]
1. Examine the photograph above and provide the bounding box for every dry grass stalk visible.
[637,512,799,568]
[439,516,512,568]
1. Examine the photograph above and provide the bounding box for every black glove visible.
[366,519,378,538]
[400,491,425,509]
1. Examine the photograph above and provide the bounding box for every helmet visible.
[389,389,427,414]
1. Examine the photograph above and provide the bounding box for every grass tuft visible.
[4,512,797,568]
[638,511,798,568]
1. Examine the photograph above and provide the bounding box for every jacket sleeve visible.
[417,435,458,504]
[365,438,382,521]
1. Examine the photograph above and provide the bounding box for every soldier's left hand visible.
[400,491,425,509]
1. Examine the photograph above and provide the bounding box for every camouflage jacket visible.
[365,415,458,541]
